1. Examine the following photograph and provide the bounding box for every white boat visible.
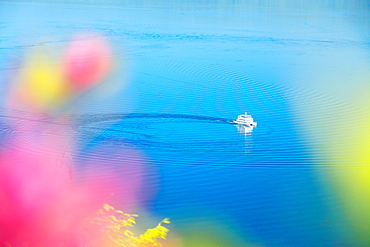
[233,112,257,127]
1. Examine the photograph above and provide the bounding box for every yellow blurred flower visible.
[17,47,70,110]
[91,204,170,247]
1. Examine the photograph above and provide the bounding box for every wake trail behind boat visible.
[76,113,234,125]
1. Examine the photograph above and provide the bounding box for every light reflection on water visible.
[1,1,370,246]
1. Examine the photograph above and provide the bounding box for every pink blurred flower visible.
[63,32,113,91]
[0,121,108,246]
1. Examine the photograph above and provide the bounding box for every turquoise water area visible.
[1,1,370,246]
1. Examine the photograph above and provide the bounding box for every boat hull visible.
[233,120,257,127]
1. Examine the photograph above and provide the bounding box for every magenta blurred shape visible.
[63,32,113,91]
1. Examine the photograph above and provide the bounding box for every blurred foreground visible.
[0,32,169,247]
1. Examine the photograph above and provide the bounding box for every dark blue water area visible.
[78,110,346,246]
[1,1,369,246]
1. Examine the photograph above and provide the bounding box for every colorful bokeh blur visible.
[0,32,169,246]
[292,71,370,246]
[6,32,114,113]
[1,1,370,246]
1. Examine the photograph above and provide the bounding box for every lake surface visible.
[1,1,370,246]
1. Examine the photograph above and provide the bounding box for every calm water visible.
[1,1,370,246]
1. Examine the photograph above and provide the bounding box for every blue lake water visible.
[1,1,370,246]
